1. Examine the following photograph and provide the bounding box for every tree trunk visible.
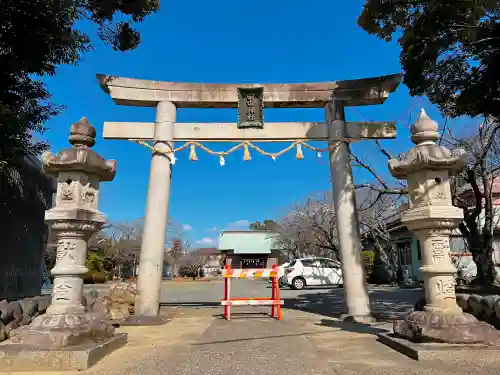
[468,227,495,286]
[471,246,495,285]
[370,238,391,266]
[470,171,496,285]
[369,238,396,284]
[461,168,496,286]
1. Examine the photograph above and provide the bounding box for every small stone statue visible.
[108,282,138,321]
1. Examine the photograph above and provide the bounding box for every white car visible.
[286,258,343,290]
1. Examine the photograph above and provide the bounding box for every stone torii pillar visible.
[327,100,372,322]
[388,109,500,345]
[132,101,176,322]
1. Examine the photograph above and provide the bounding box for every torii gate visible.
[97,73,401,323]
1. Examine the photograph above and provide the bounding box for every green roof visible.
[218,231,277,254]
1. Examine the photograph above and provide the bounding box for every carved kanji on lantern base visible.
[8,308,115,349]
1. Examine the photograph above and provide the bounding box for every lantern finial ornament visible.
[69,117,97,147]
[410,108,439,144]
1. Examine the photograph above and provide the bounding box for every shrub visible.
[362,250,375,280]
[83,270,107,284]
[179,264,201,278]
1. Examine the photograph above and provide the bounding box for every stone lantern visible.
[388,109,500,345]
[8,118,124,352]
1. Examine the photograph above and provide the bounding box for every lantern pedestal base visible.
[7,312,116,349]
[0,333,127,371]
[0,313,127,371]
[392,310,500,345]
[377,331,500,362]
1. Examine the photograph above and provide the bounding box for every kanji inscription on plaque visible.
[237,87,264,129]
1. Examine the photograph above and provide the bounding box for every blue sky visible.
[41,0,448,247]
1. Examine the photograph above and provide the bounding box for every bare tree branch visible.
[375,140,392,159]
[272,192,339,260]
[354,184,408,196]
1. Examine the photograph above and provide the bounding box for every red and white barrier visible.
[223,268,278,279]
[221,264,283,321]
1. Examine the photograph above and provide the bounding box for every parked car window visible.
[319,259,340,268]
[301,259,319,267]
[288,260,296,267]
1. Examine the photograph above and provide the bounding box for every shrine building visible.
[218,230,286,269]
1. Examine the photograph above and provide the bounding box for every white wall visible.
[450,235,500,279]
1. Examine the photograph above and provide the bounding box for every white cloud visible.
[182,224,193,231]
[227,220,250,229]
[208,227,218,232]
[195,237,217,246]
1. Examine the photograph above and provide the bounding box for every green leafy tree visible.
[358,0,500,118]
[87,251,106,273]
[1,0,159,169]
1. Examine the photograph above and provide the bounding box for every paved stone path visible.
[12,284,500,375]
[4,306,498,375]
[152,313,333,374]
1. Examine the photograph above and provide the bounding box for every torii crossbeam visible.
[103,121,396,142]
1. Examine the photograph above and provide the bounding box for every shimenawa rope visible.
[135,140,338,166]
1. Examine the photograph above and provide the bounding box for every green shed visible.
[218,230,285,269]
